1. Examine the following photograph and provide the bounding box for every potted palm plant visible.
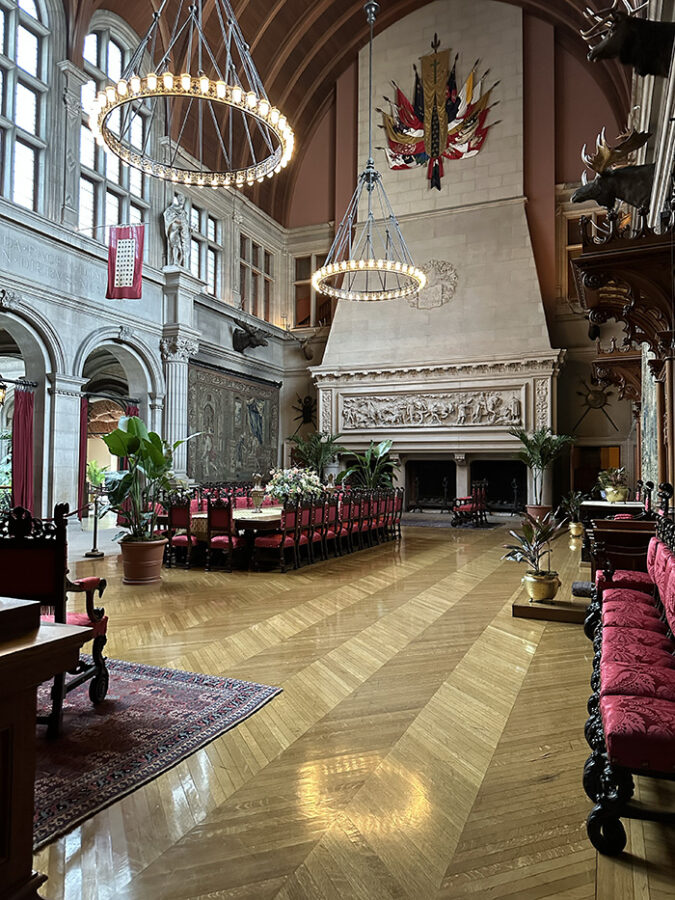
[509,427,574,520]
[103,416,196,585]
[337,440,398,488]
[287,431,346,482]
[503,512,567,601]
[557,490,586,536]
[597,467,629,502]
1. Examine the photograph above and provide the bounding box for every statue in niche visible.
[163,194,189,268]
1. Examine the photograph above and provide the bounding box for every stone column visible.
[148,391,165,435]
[57,61,89,229]
[49,374,88,509]
[454,454,469,497]
[160,334,198,477]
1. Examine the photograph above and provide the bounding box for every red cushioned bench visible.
[583,515,675,854]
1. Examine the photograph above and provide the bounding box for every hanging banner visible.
[106,224,145,299]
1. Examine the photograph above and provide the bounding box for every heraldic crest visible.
[379,34,499,190]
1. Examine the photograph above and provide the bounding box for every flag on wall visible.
[106,224,145,299]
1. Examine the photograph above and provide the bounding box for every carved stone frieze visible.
[340,390,522,430]
[320,395,332,432]
[160,336,199,362]
[534,378,550,429]
[408,259,458,309]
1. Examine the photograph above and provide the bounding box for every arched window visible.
[79,28,150,239]
[0,0,50,212]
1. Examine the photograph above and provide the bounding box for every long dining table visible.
[190,506,284,540]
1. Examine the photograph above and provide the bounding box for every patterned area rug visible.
[34,659,281,850]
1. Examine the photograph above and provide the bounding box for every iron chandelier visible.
[312,1,425,302]
[88,0,295,188]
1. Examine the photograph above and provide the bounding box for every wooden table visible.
[190,507,283,540]
[0,598,92,900]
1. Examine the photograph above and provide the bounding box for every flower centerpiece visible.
[265,467,323,501]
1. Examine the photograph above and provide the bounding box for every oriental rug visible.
[33,658,281,850]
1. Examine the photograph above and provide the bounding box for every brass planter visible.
[605,487,628,503]
[568,521,584,537]
[521,571,561,602]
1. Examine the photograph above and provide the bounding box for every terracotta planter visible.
[605,487,629,503]
[522,571,561,602]
[568,521,584,537]
[525,504,552,521]
[120,539,167,585]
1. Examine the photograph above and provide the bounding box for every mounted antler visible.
[580,1,671,78]
[581,127,650,174]
[581,0,648,41]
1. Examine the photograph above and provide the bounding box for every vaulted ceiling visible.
[64,0,630,224]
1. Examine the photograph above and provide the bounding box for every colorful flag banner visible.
[106,224,145,299]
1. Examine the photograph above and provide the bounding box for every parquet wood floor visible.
[33,525,675,899]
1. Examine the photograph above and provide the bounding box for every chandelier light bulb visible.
[231,85,242,104]
[162,72,174,90]
[146,73,157,91]
[130,75,141,93]
[180,72,191,91]
[200,75,210,94]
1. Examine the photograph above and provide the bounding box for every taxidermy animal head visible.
[580,0,675,78]
[232,319,269,353]
[571,128,653,210]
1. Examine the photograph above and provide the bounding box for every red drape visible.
[77,396,88,520]
[125,403,139,418]
[12,388,34,511]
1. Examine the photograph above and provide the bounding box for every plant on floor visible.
[509,427,575,506]
[503,512,567,575]
[265,467,323,500]
[103,416,196,541]
[287,431,345,481]
[336,440,398,489]
[557,490,586,523]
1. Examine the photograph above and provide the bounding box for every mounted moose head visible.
[232,319,269,353]
[580,0,675,77]
[571,128,654,210]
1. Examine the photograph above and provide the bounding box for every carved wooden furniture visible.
[0,599,92,900]
[252,498,300,572]
[579,499,647,561]
[0,505,108,737]
[572,211,675,484]
[204,497,246,572]
[166,494,197,568]
[451,480,488,527]
[582,516,675,855]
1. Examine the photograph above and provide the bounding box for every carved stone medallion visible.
[408,259,458,309]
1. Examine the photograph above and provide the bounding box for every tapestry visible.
[380,34,497,189]
[187,363,279,482]
[641,344,659,484]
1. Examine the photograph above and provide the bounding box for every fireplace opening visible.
[405,460,457,511]
[469,459,526,512]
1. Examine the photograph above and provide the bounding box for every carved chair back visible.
[0,505,69,617]
[207,496,235,538]
[167,494,192,532]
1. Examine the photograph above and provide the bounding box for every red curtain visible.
[77,396,88,519]
[12,388,34,511]
[126,403,139,418]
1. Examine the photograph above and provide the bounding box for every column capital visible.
[160,331,199,363]
[48,374,88,398]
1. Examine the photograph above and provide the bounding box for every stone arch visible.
[73,327,165,426]
[0,307,62,514]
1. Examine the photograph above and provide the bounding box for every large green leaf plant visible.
[287,431,345,481]
[102,416,197,542]
[337,440,398,489]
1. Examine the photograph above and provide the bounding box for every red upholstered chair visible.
[393,488,404,539]
[166,495,197,568]
[205,497,246,572]
[0,504,108,737]
[310,496,327,562]
[349,494,363,551]
[252,498,300,572]
[297,498,314,564]
[324,494,341,558]
[451,480,488,527]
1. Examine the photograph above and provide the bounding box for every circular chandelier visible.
[88,0,294,187]
[312,1,425,302]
